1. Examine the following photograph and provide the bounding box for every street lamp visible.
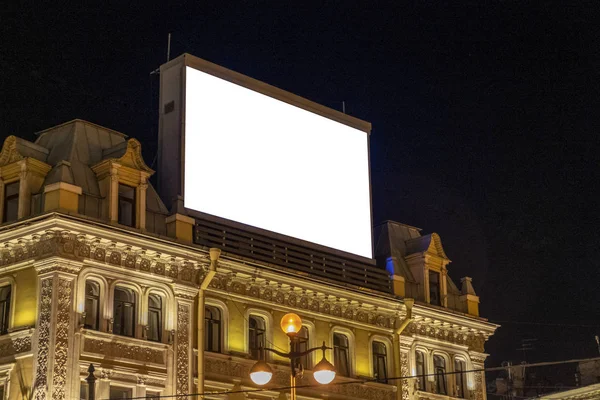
[249,313,336,399]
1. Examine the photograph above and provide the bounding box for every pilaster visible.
[174,288,195,398]
[32,264,79,400]
[398,335,415,400]
[469,351,488,400]
[136,182,148,230]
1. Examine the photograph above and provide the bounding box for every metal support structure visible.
[262,339,330,400]
[86,364,96,400]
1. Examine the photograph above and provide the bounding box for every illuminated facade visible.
[0,119,496,400]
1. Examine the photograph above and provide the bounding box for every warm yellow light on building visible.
[280,313,302,335]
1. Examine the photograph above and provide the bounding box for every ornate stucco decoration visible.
[0,229,205,286]
[81,332,167,366]
[0,329,33,359]
[208,271,397,329]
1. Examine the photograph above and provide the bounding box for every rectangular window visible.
[0,384,5,400]
[372,341,388,382]
[434,355,447,395]
[333,333,350,376]
[205,306,222,352]
[297,326,310,369]
[110,386,132,399]
[118,184,136,227]
[455,359,467,398]
[0,285,11,335]
[84,281,100,330]
[248,315,266,360]
[416,351,426,391]
[4,181,19,223]
[429,270,441,306]
[147,294,162,342]
[146,392,160,400]
[113,287,136,337]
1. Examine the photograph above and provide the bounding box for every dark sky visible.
[2,1,599,377]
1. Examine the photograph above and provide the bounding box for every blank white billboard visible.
[184,66,372,258]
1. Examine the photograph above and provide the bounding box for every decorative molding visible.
[209,273,396,329]
[400,351,411,400]
[0,231,202,286]
[176,302,191,396]
[82,337,166,365]
[0,332,32,358]
[407,323,487,352]
[51,278,72,400]
[33,278,53,400]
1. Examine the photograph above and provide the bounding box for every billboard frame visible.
[158,53,375,262]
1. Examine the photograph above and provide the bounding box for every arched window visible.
[333,333,350,376]
[415,350,426,391]
[248,315,266,359]
[455,359,467,398]
[434,355,447,395]
[147,293,162,342]
[372,341,388,382]
[205,305,221,352]
[0,285,11,335]
[84,281,100,330]
[113,286,136,337]
[297,326,310,369]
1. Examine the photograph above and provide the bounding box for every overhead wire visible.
[104,355,600,400]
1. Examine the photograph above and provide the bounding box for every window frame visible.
[0,285,11,336]
[248,314,266,360]
[83,281,101,330]
[372,340,389,383]
[204,305,222,353]
[147,293,163,342]
[454,357,468,398]
[415,349,427,391]
[433,353,448,395]
[244,308,272,360]
[3,180,19,223]
[333,332,351,377]
[113,286,137,338]
[117,183,136,227]
[429,270,442,306]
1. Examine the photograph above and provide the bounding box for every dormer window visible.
[429,270,441,306]
[118,184,136,227]
[3,181,19,223]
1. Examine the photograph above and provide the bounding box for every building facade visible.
[0,120,497,400]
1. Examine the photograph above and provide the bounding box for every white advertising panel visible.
[184,66,372,258]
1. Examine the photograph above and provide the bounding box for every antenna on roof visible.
[167,33,172,62]
[150,33,172,76]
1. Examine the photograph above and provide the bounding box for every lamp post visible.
[249,313,336,400]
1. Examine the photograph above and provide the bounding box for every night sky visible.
[2,1,599,379]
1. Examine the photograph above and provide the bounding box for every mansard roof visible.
[405,232,450,260]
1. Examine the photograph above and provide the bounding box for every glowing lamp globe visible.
[313,357,336,384]
[280,313,302,334]
[249,360,273,385]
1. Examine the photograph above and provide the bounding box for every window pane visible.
[429,271,441,306]
[146,392,160,400]
[148,310,161,341]
[80,382,88,400]
[455,359,466,398]
[114,287,135,337]
[434,355,447,395]
[372,341,387,381]
[205,306,221,352]
[118,184,136,227]
[249,315,266,359]
[298,326,310,368]
[110,387,132,399]
[416,351,426,391]
[84,281,100,330]
[4,181,19,223]
[333,333,350,376]
[0,286,11,335]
